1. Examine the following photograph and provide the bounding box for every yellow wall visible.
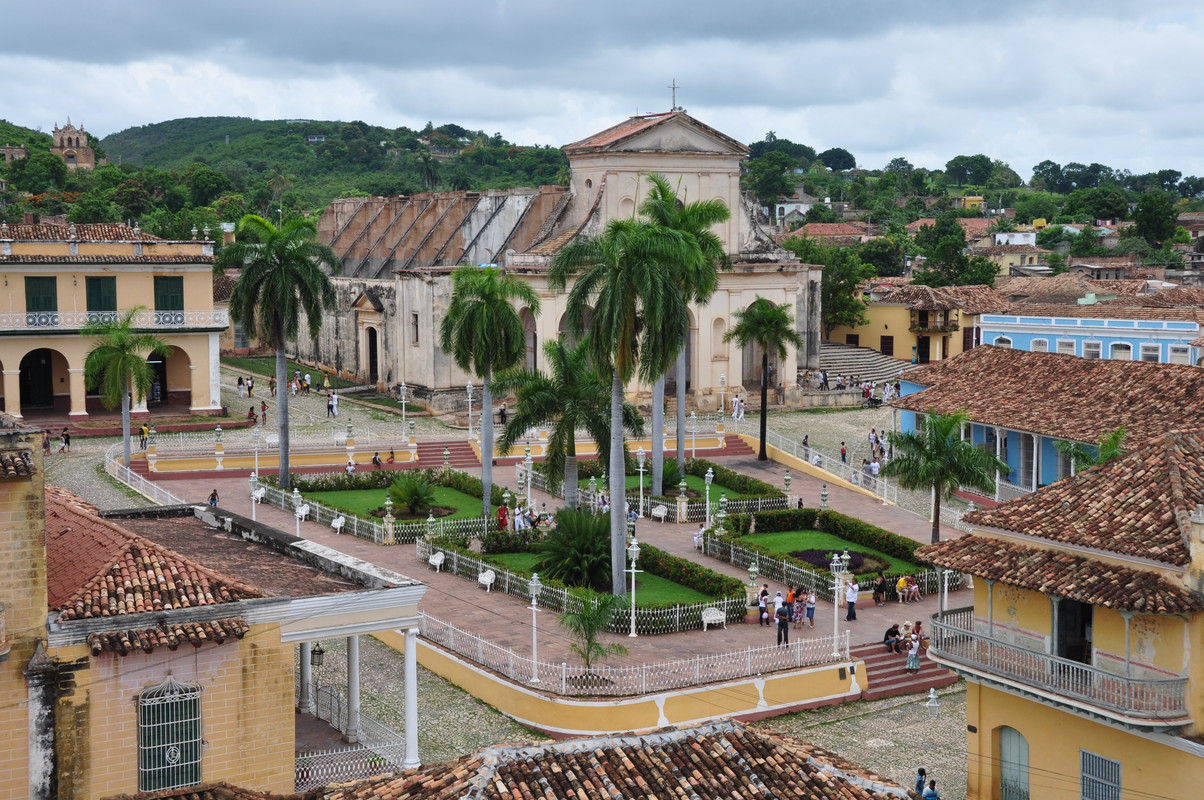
[50,626,295,799]
[0,428,47,798]
[966,683,1204,800]
[6,269,215,313]
[827,304,971,363]
[390,630,864,736]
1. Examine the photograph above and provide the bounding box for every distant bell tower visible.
[48,117,100,170]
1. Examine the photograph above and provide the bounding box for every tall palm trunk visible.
[651,374,665,497]
[675,347,686,470]
[480,370,494,519]
[757,349,769,461]
[930,483,942,544]
[276,345,291,489]
[609,371,626,595]
[121,374,132,469]
[564,446,579,510]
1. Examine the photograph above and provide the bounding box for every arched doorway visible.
[366,327,380,384]
[521,308,538,371]
[740,303,781,390]
[20,348,68,411]
[998,726,1029,800]
[149,346,193,408]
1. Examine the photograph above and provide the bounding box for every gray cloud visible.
[2,1,1202,178]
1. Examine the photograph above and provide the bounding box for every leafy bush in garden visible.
[637,543,746,599]
[684,458,780,497]
[389,472,437,515]
[267,467,505,507]
[532,509,613,592]
[479,526,543,555]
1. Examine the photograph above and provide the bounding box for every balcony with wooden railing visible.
[929,607,1190,727]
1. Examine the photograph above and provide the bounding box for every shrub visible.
[479,526,542,555]
[638,543,746,599]
[788,549,891,576]
[685,458,780,497]
[389,472,437,515]
[724,508,923,562]
[267,467,506,511]
[532,508,612,592]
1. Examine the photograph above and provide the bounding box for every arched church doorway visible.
[20,348,67,411]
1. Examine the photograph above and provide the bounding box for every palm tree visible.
[82,307,171,469]
[639,173,731,492]
[881,409,1010,543]
[1054,426,1126,473]
[723,298,804,461]
[491,339,643,509]
[439,265,541,519]
[559,592,628,672]
[417,154,440,190]
[550,218,698,594]
[215,215,340,490]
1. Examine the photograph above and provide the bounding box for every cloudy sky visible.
[4,1,1202,179]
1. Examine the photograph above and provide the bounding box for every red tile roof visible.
[1103,285,1204,309]
[88,618,250,656]
[965,431,1204,567]
[893,346,1204,446]
[101,781,281,800]
[970,244,1052,256]
[0,254,213,264]
[994,274,1137,305]
[0,448,36,477]
[799,222,863,237]
[916,536,1200,614]
[45,487,262,620]
[0,222,162,242]
[322,722,910,800]
[997,302,1204,323]
[562,112,749,156]
[871,284,1009,314]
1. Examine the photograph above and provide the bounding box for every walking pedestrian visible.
[731,395,739,420]
[758,584,770,626]
[269,375,277,397]
[58,428,70,453]
[844,578,859,621]
[139,423,149,450]
[323,373,331,394]
[327,394,335,418]
[247,377,254,397]
[42,430,51,456]
[237,376,245,397]
[805,589,816,628]
[331,392,339,417]
[776,599,790,646]
[737,398,746,421]
[260,400,268,425]
[499,403,507,425]
[922,779,940,799]
[840,442,847,463]
[914,768,927,794]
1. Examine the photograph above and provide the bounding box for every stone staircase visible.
[851,641,959,701]
[416,440,480,469]
[818,342,919,384]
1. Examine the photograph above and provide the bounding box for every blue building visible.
[890,346,1204,503]
[978,303,1201,365]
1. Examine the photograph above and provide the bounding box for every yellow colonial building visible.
[0,222,226,419]
[826,283,1010,364]
[0,414,427,799]
[919,431,1204,799]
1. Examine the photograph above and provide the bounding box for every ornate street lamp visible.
[689,410,697,457]
[830,551,844,658]
[821,483,829,508]
[627,538,642,638]
[719,374,726,421]
[926,688,942,718]
[747,559,759,587]
[528,573,542,683]
[524,442,534,506]
[465,384,475,439]
[717,491,728,530]
[398,381,407,432]
[636,446,646,517]
[588,475,598,513]
[704,467,714,528]
[310,641,325,668]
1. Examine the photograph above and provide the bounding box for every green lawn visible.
[222,356,357,389]
[307,486,495,520]
[580,473,750,499]
[489,552,711,606]
[748,531,920,575]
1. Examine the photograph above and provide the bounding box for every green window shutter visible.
[86,276,117,313]
[154,276,184,325]
[25,276,58,326]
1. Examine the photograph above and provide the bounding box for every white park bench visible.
[477,569,496,592]
[701,607,726,631]
[331,516,346,535]
[428,551,445,572]
[295,504,311,522]
[251,488,266,504]
[651,504,669,523]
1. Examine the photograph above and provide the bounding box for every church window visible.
[137,676,203,791]
[411,312,420,346]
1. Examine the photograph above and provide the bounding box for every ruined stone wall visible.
[291,278,398,387]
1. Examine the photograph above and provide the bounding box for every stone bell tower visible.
[48,118,99,171]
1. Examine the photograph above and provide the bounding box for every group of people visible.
[41,428,71,455]
[729,396,746,421]
[246,400,269,425]
[757,584,818,646]
[326,392,341,418]
[497,502,545,531]
[370,451,397,468]
[236,375,256,397]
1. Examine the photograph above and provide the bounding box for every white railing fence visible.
[295,684,406,792]
[152,424,392,454]
[419,612,850,697]
[252,477,495,545]
[104,443,192,506]
[416,539,748,634]
[760,428,899,505]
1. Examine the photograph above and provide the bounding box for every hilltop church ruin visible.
[296,110,822,411]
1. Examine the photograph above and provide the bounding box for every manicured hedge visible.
[637,543,746,600]
[684,458,780,497]
[724,508,922,562]
[269,467,506,507]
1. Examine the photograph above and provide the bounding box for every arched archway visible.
[366,327,380,384]
[997,726,1029,800]
[740,303,781,390]
[149,346,192,408]
[557,308,594,350]
[20,348,69,411]
[520,308,538,371]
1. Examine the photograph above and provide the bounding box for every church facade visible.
[298,111,822,411]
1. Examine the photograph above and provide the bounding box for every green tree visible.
[639,173,730,491]
[417,153,440,190]
[492,339,643,509]
[533,508,612,592]
[559,591,628,671]
[82,307,171,469]
[803,204,838,223]
[858,236,907,277]
[723,298,804,461]
[551,219,695,594]
[881,409,1009,543]
[1054,426,1126,474]
[818,147,855,172]
[215,215,340,489]
[388,472,438,515]
[1013,194,1058,224]
[744,151,794,208]
[782,235,872,336]
[439,265,541,519]
[1133,192,1178,247]
[8,150,68,194]
[67,189,120,223]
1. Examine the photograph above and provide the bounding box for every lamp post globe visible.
[704,467,713,528]
[636,446,646,516]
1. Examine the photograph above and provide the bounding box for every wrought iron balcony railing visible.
[0,309,228,331]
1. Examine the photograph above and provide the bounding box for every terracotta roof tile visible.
[1102,285,1204,309]
[0,448,36,477]
[101,780,289,799]
[871,284,1009,314]
[321,721,910,799]
[916,536,1200,614]
[994,273,1119,304]
[0,222,162,242]
[45,488,262,621]
[893,346,1204,446]
[995,302,1204,323]
[799,222,863,237]
[87,617,250,656]
[562,112,749,156]
[0,254,213,264]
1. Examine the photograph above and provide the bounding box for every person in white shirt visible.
[331,392,340,417]
[844,579,859,621]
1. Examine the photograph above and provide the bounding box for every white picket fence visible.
[251,478,495,544]
[700,532,967,603]
[150,424,389,454]
[758,428,899,505]
[415,539,748,634]
[419,612,850,697]
[104,443,192,506]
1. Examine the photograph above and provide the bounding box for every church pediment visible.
[564,112,748,157]
[352,288,384,312]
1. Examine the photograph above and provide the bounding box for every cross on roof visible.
[668,78,682,111]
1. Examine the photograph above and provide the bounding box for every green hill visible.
[0,119,51,150]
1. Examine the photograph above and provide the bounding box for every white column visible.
[298,642,315,714]
[403,627,420,769]
[346,635,360,744]
[207,332,221,410]
[1032,433,1039,492]
[994,427,1003,501]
